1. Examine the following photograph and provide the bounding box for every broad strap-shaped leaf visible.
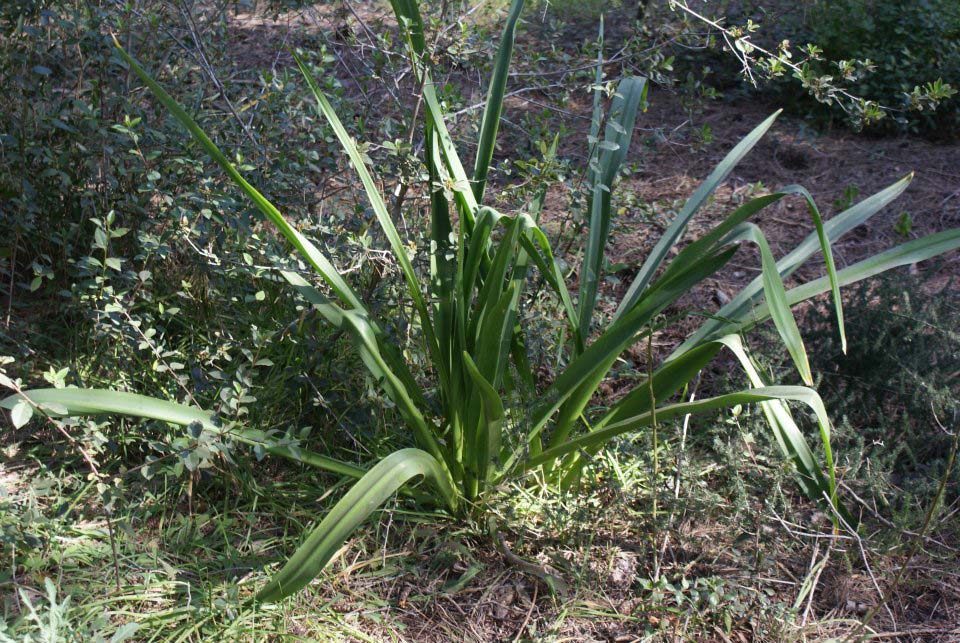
[721,222,813,384]
[116,40,426,413]
[256,448,457,602]
[463,352,506,483]
[543,246,735,456]
[526,384,833,470]
[742,228,960,335]
[472,0,525,202]
[0,389,364,479]
[428,130,458,413]
[499,245,737,475]
[534,370,851,528]
[294,54,448,389]
[578,77,648,344]
[615,110,781,321]
[714,335,851,524]
[674,174,913,357]
[650,185,844,354]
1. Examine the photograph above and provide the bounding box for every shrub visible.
[797,271,958,501]
[4,0,960,603]
[788,0,960,137]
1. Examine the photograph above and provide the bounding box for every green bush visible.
[747,268,959,508]
[809,271,959,500]
[791,0,960,137]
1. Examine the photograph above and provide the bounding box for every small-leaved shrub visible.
[784,0,960,137]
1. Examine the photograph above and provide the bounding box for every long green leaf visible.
[294,54,447,390]
[527,385,832,469]
[578,77,648,342]
[113,41,362,312]
[500,246,736,475]
[280,271,428,411]
[472,0,525,202]
[744,229,960,335]
[256,448,457,602]
[673,174,913,357]
[722,222,812,384]
[463,352,505,483]
[652,185,843,354]
[0,389,364,479]
[615,110,781,320]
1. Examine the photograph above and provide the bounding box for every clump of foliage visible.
[799,272,959,500]
[776,0,960,137]
[665,0,958,136]
[4,0,960,605]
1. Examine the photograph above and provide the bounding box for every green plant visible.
[5,0,960,604]
[761,271,960,503]
[786,0,960,136]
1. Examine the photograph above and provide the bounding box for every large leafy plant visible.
[5,0,960,603]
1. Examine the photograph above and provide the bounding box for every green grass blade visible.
[615,110,781,321]
[1,389,365,479]
[472,0,525,202]
[256,448,457,602]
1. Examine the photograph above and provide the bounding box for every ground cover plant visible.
[3,0,960,637]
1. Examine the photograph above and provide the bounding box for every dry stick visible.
[5,233,17,329]
[845,418,960,643]
[801,539,833,625]
[828,491,898,629]
[512,582,538,643]
[658,378,699,571]
[647,327,660,582]
[176,0,262,152]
